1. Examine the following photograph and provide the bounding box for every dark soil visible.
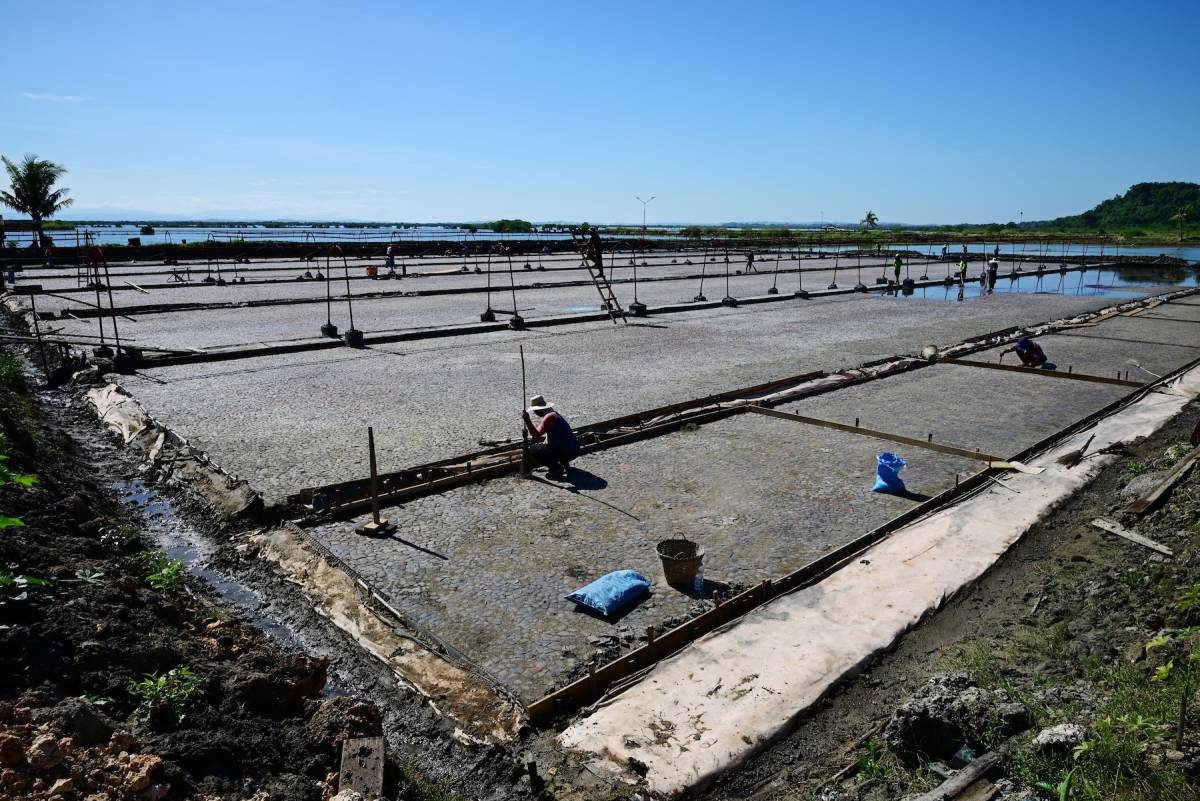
[699,401,1200,800]
[0,363,401,800]
[0,341,535,801]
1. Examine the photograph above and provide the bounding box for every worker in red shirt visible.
[522,395,580,478]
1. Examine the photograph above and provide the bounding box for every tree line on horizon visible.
[2,155,1196,242]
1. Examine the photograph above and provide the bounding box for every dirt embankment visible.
[0,359,450,800]
[702,402,1200,801]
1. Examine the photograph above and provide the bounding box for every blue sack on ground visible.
[565,570,650,617]
[1040,362,1058,371]
[873,452,907,493]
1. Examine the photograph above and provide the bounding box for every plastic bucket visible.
[657,539,704,587]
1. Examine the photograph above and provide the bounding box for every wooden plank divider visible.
[747,405,1005,463]
[939,357,1144,387]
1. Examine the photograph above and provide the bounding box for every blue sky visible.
[3,0,1197,224]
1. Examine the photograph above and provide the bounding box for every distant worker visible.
[958,258,968,283]
[893,254,903,283]
[1001,336,1057,370]
[522,394,580,478]
[987,258,999,292]
[993,243,1001,259]
[941,244,948,260]
[385,243,396,277]
[586,227,604,277]
[961,243,968,258]
[745,251,757,273]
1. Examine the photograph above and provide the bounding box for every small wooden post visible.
[355,427,395,537]
[519,345,531,478]
[645,626,656,662]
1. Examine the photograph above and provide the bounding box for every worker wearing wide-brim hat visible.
[522,394,580,478]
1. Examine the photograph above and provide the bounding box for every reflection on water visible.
[893,264,1200,303]
[1112,265,1190,284]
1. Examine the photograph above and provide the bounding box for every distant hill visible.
[1035,182,1199,231]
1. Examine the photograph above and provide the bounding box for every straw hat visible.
[527,394,554,414]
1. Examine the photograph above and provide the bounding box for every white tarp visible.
[559,369,1200,797]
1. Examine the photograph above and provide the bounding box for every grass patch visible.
[0,353,23,391]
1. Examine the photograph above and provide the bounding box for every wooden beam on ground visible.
[747,405,1002,463]
[909,750,1004,801]
[953,778,998,801]
[1091,518,1173,557]
[338,737,384,798]
[939,357,1144,387]
[1122,445,1200,515]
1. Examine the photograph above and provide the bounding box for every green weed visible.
[0,354,23,391]
[138,553,185,592]
[0,431,36,530]
[1118,572,1146,589]
[129,666,200,723]
[856,737,889,780]
[1125,461,1146,476]
[99,523,140,552]
[0,569,52,605]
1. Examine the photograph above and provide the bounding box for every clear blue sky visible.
[3,0,1197,224]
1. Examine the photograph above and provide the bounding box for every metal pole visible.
[29,292,50,381]
[340,247,355,331]
[91,251,107,351]
[325,250,332,324]
[102,261,121,351]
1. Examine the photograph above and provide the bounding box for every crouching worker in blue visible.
[1001,336,1057,370]
[522,394,580,478]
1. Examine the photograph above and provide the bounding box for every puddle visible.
[115,478,295,643]
[877,264,1200,302]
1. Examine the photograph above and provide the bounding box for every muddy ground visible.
[700,400,1200,800]
[0,343,521,800]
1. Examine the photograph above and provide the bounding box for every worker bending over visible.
[522,394,580,478]
[1001,336,1057,370]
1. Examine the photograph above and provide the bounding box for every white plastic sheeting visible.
[559,368,1200,798]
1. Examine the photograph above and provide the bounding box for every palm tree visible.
[861,210,879,229]
[1,154,73,254]
[1170,205,1192,243]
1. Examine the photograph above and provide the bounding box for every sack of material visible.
[873,452,907,493]
[565,570,651,617]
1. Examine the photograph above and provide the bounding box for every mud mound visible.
[0,373,384,800]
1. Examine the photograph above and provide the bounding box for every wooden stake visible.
[355,426,395,537]
[520,344,530,477]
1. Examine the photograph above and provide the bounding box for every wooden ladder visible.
[579,248,627,324]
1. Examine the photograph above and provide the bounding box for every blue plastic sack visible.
[1040,361,1058,371]
[873,452,907,493]
[565,570,650,617]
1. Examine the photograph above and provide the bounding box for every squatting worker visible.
[522,394,580,478]
[1001,336,1057,370]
